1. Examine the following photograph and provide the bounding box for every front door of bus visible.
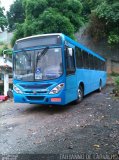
[65,46,77,104]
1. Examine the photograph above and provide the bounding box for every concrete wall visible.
[0,31,13,44]
[75,28,119,74]
[107,59,119,74]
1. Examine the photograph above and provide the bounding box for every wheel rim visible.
[78,88,82,101]
[99,82,102,91]
[99,86,101,91]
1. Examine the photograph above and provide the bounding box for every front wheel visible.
[74,86,84,104]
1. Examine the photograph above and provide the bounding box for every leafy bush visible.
[0,44,8,55]
[115,77,119,96]
[7,0,25,31]
[0,7,8,31]
[108,32,119,44]
[111,72,119,77]
[115,77,119,86]
[87,0,119,45]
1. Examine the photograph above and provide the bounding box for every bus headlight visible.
[13,85,23,94]
[49,83,64,94]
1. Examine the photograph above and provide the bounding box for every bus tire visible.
[74,85,84,104]
[98,80,102,92]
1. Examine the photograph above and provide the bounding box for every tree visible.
[7,0,25,31]
[0,7,7,31]
[80,0,102,20]
[38,8,75,37]
[96,0,119,44]
[11,0,83,46]
[88,0,119,45]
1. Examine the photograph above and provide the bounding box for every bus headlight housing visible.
[13,85,23,94]
[49,83,64,94]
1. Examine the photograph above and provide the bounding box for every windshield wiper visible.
[36,46,49,65]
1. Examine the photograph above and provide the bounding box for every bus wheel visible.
[98,80,102,92]
[74,86,83,104]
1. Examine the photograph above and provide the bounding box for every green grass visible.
[110,72,119,77]
[113,76,119,97]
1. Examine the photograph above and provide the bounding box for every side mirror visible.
[65,47,73,57]
[68,48,73,56]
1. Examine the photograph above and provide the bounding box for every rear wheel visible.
[98,80,102,92]
[74,86,84,104]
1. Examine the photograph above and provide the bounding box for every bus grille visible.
[24,91,47,94]
[26,96,45,101]
[20,84,51,89]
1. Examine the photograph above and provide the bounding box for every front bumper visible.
[13,91,66,105]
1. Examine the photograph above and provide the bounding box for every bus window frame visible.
[65,46,76,75]
[13,46,64,82]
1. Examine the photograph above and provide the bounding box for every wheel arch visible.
[99,78,102,83]
[99,78,102,86]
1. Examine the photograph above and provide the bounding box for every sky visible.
[0,0,14,12]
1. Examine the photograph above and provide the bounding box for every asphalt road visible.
[0,85,119,159]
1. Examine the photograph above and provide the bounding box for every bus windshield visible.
[13,47,63,81]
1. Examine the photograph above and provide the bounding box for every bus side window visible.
[89,54,94,70]
[66,47,75,75]
[99,60,105,71]
[94,57,98,70]
[98,59,101,70]
[104,62,106,71]
[76,47,83,68]
[83,51,89,69]
[102,61,106,71]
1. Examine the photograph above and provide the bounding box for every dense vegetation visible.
[0,0,119,46]
[113,76,119,96]
[115,77,119,96]
[0,7,7,31]
[9,0,84,46]
[88,0,119,45]
[7,0,25,32]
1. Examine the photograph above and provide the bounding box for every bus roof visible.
[16,33,106,61]
[16,33,62,42]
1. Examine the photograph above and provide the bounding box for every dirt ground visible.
[0,85,119,160]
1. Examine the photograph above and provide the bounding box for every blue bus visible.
[13,33,107,105]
